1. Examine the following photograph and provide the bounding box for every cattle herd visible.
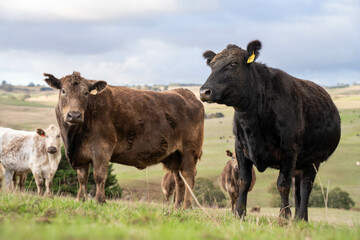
[0,40,341,222]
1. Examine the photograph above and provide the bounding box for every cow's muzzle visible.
[199,88,214,103]
[47,146,58,154]
[66,111,83,124]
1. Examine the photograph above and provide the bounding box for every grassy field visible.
[1,85,360,239]
[0,192,359,240]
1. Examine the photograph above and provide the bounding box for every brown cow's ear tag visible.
[90,89,98,95]
[247,51,255,64]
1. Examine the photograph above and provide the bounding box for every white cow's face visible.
[36,124,61,154]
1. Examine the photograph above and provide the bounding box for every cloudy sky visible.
[0,0,359,86]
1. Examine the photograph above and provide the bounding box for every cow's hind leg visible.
[19,173,27,191]
[297,164,318,221]
[294,172,302,219]
[231,196,236,214]
[76,164,90,201]
[4,169,14,192]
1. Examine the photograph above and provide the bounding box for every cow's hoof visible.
[95,195,106,204]
[174,202,182,209]
[236,209,246,220]
[279,207,292,219]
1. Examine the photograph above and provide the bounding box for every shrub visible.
[268,182,355,209]
[193,178,227,207]
[327,187,355,209]
[25,146,122,198]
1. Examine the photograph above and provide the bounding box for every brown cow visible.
[161,171,176,202]
[44,72,204,208]
[220,150,256,213]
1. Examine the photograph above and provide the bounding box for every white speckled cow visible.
[0,124,61,195]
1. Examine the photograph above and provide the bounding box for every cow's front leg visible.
[76,164,90,201]
[277,148,297,219]
[92,156,110,204]
[173,172,185,208]
[235,146,253,219]
[45,177,53,196]
[33,172,44,195]
[180,152,197,209]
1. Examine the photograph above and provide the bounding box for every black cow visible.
[199,40,341,221]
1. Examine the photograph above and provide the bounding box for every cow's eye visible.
[61,89,66,94]
[230,62,237,68]
[84,91,89,96]
[57,135,60,138]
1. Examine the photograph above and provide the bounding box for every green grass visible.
[0,192,359,240]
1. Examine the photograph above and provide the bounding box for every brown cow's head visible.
[44,72,107,125]
[199,40,261,107]
[226,150,239,180]
[36,124,61,154]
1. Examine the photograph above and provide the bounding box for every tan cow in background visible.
[161,171,176,202]
[220,150,256,213]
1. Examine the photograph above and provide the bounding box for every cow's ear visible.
[44,73,61,89]
[203,50,216,66]
[89,81,107,95]
[226,150,233,157]
[246,40,262,64]
[36,128,46,137]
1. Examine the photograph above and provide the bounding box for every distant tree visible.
[1,81,14,92]
[193,178,227,207]
[205,112,225,119]
[28,82,35,87]
[327,187,355,209]
[40,87,54,91]
[25,146,122,198]
[268,182,355,209]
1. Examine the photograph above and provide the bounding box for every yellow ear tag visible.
[247,51,255,64]
[90,89,97,95]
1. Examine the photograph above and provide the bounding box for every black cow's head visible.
[44,72,107,125]
[199,40,262,107]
